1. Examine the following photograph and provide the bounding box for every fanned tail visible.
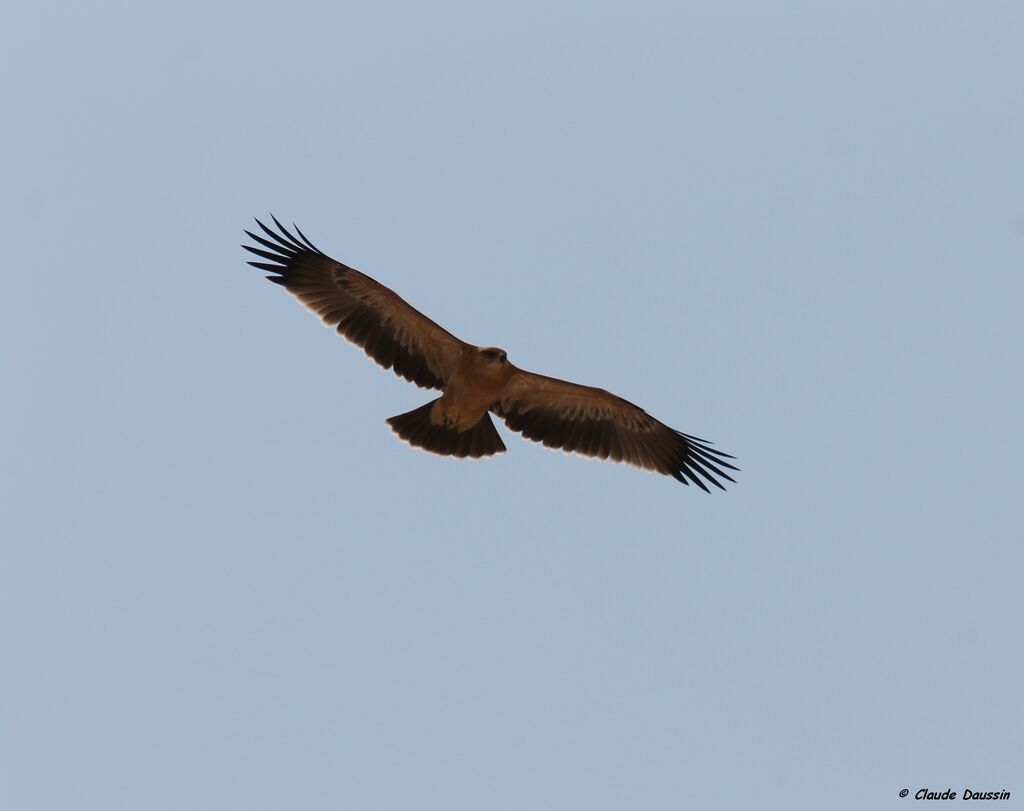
[386,399,506,459]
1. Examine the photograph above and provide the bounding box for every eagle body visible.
[433,348,514,432]
[244,217,737,491]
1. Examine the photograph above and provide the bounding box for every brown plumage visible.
[243,217,738,490]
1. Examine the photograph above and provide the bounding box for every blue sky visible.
[2,2,1021,808]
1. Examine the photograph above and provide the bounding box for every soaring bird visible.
[243,217,737,491]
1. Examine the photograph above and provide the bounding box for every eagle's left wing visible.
[494,368,737,490]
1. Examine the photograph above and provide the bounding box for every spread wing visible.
[243,217,468,390]
[494,369,738,491]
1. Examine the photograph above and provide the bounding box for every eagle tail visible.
[386,399,506,459]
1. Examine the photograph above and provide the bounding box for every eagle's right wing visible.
[244,217,469,390]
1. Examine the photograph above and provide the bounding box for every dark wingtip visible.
[270,214,304,250]
[669,431,739,492]
[686,469,711,493]
[245,215,319,257]
[292,222,320,253]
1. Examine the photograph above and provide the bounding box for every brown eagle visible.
[243,217,737,491]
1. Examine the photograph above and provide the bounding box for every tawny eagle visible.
[243,217,737,491]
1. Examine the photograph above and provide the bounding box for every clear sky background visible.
[2,2,1021,809]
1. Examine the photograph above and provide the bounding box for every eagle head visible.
[479,347,508,365]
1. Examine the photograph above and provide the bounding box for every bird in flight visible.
[243,217,737,491]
